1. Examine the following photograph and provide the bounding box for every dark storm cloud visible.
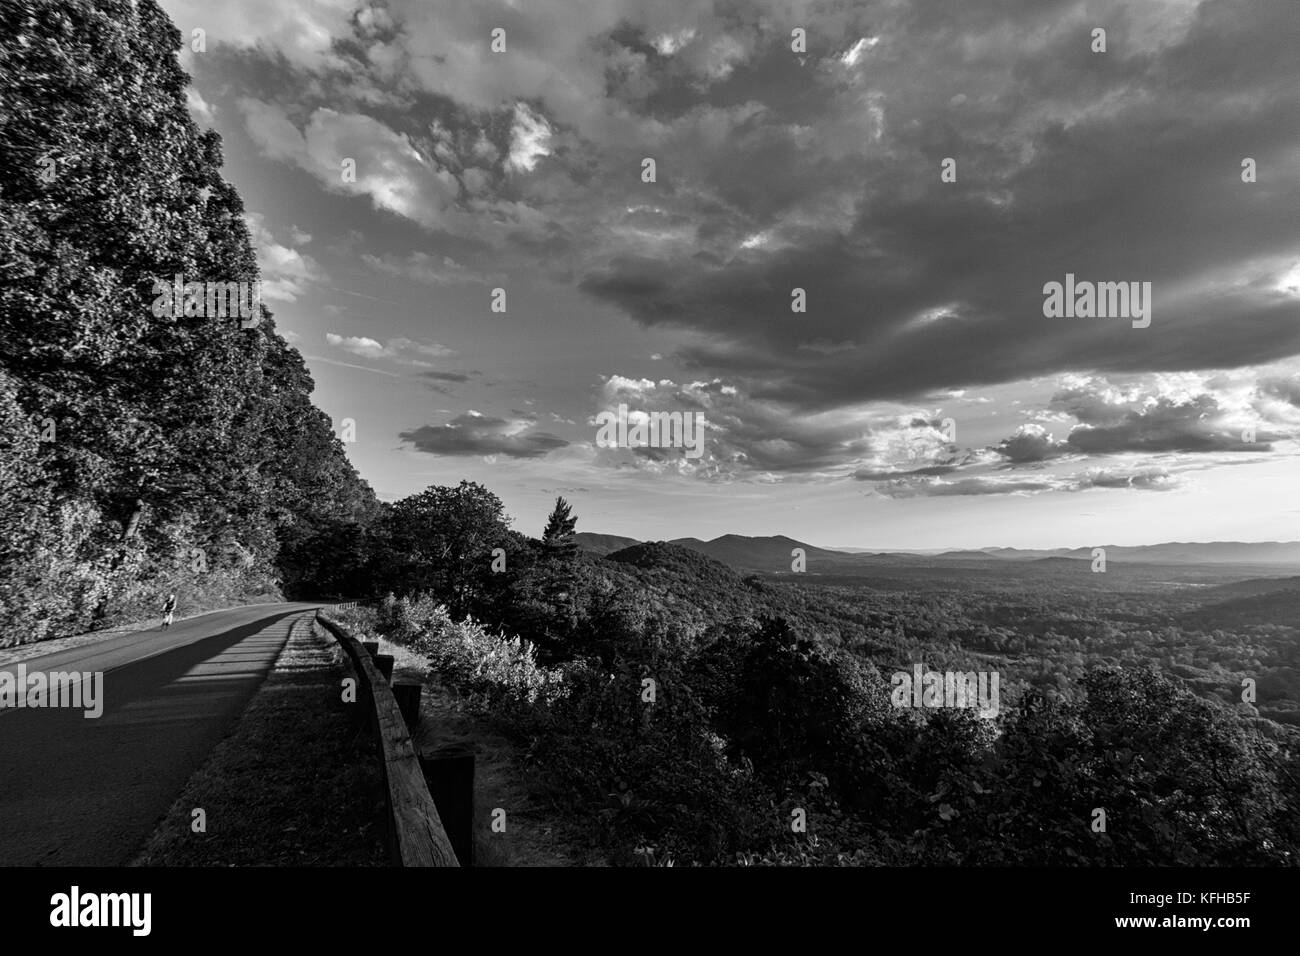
[419,369,480,395]
[577,0,1300,409]
[1064,396,1265,454]
[399,413,569,459]
[1078,468,1179,490]
[852,463,960,481]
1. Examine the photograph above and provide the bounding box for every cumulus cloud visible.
[590,374,876,478]
[996,424,1070,463]
[857,371,1299,497]
[506,103,553,173]
[243,212,323,302]
[843,369,1300,498]
[1043,376,1280,454]
[587,375,977,481]
[325,333,454,366]
[239,100,462,232]
[651,28,696,56]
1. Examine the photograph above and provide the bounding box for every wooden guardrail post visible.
[316,612,459,867]
[355,676,374,734]
[421,744,475,867]
[362,640,379,658]
[393,682,421,729]
[374,654,395,681]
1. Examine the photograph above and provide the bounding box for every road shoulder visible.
[130,613,387,866]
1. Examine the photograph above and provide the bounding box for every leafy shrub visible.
[373,594,564,714]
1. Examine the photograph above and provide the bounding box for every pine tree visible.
[541,496,577,554]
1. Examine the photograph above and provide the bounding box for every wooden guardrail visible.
[316,611,459,867]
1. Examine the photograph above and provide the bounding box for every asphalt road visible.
[0,602,325,866]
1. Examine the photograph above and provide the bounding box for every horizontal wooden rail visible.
[317,612,459,867]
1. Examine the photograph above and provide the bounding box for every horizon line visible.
[574,531,1300,554]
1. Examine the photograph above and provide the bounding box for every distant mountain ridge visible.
[568,532,641,556]
[984,542,1300,565]
[666,534,849,569]
[572,532,1300,571]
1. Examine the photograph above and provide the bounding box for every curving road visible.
[0,602,325,866]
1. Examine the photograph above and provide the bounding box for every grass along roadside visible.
[131,613,386,866]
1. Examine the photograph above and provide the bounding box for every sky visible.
[158,0,1300,549]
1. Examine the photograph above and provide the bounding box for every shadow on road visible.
[0,609,308,866]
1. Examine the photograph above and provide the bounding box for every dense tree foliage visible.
[0,0,375,640]
[370,481,512,619]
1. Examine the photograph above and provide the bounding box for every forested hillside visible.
[323,483,1300,865]
[0,0,376,642]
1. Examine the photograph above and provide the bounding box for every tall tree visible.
[379,481,512,617]
[541,496,578,554]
